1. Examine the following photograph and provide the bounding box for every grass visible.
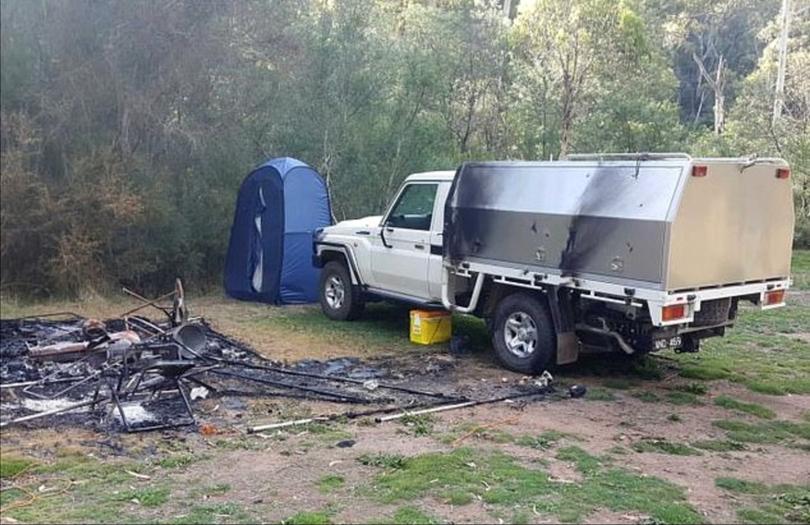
[114,485,170,507]
[193,483,232,497]
[357,453,406,470]
[441,424,574,450]
[714,395,776,419]
[665,251,810,395]
[691,439,747,452]
[441,421,515,445]
[715,477,810,524]
[583,387,616,401]
[293,422,354,445]
[716,477,769,494]
[0,450,253,525]
[364,447,702,523]
[665,391,703,406]
[0,455,38,479]
[399,414,435,437]
[170,502,253,524]
[514,430,577,450]
[387,506,438,525]
[556,446,602,474]
[317,474,345,493]
[631,439,702,456]
[263,421,353,454]
[671,304,810,395]
[630,390,659,402]
[791,249,810,290]
[157,453,203,469]
[1,453,154,524]
[248,302,456,357]
[440,422,580,450]
[627,358,666,380]
[672,383,709,395]
[713,419,810,445]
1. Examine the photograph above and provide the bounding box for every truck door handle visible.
[355,230,371,235]
[414,243,425,250]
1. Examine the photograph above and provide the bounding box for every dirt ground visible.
[1,287,809,524]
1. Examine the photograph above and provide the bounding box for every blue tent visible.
[224,157,331,304]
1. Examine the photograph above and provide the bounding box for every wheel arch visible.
[480,281,579,365]
[477,281,550,318]
[315,244,362,285]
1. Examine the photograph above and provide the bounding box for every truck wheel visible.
[320,261,365,321]
[492,292,556,374]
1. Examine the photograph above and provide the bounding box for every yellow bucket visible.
[409,309,452,345]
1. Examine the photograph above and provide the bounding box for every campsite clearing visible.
[1,252,808,524]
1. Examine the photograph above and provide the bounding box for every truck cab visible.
[314,171,454,310]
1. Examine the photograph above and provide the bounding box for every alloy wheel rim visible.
[324,275,345,309]
[504,311,537,358]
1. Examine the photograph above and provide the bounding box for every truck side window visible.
[386,183,438,231]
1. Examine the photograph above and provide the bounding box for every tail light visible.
[776,168,790,179]
[692,165,707,177]
[764,289,785,305]
[662,303,687,322]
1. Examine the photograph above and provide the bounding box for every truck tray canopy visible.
[444,155,793,291]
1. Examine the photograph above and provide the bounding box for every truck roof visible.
[407,171,456,182]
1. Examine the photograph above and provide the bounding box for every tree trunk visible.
[714,90,725,134]
[712,54,725,134]
[692,51,726,135]
[559,89,574,158]
[772,0,791,124]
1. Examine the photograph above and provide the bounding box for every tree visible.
[724,5,810,244]
[512,0,649,156]
[772,0,792,124]
[651,0,779,132]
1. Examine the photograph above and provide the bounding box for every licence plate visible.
[653,336,682,351]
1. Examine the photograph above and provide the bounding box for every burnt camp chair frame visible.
[92,343,201,433]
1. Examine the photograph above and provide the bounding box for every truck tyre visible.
[320,261,365,321]
[492,292,556,374]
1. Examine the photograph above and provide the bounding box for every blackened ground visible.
[0,316,554,434]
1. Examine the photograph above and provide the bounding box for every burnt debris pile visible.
[1,280,558,434]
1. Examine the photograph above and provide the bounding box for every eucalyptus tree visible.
[511,0,652,157]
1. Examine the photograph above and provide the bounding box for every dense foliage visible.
[1,0,808,296]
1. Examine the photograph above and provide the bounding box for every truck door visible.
[371,183,437,299]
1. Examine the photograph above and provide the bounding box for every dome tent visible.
[224,157,331,304]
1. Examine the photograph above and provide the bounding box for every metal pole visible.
[210,368,374,404]
[120,288,176,318]
[1,377,79,389]
[375,391,546,423]
[247,399,454,433]
[248,416,331,433]
[217,358,460,400]
[0,397,109,428]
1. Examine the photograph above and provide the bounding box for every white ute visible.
[313,155,794,373]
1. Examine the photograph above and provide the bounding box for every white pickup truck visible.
[313,154,794,373]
